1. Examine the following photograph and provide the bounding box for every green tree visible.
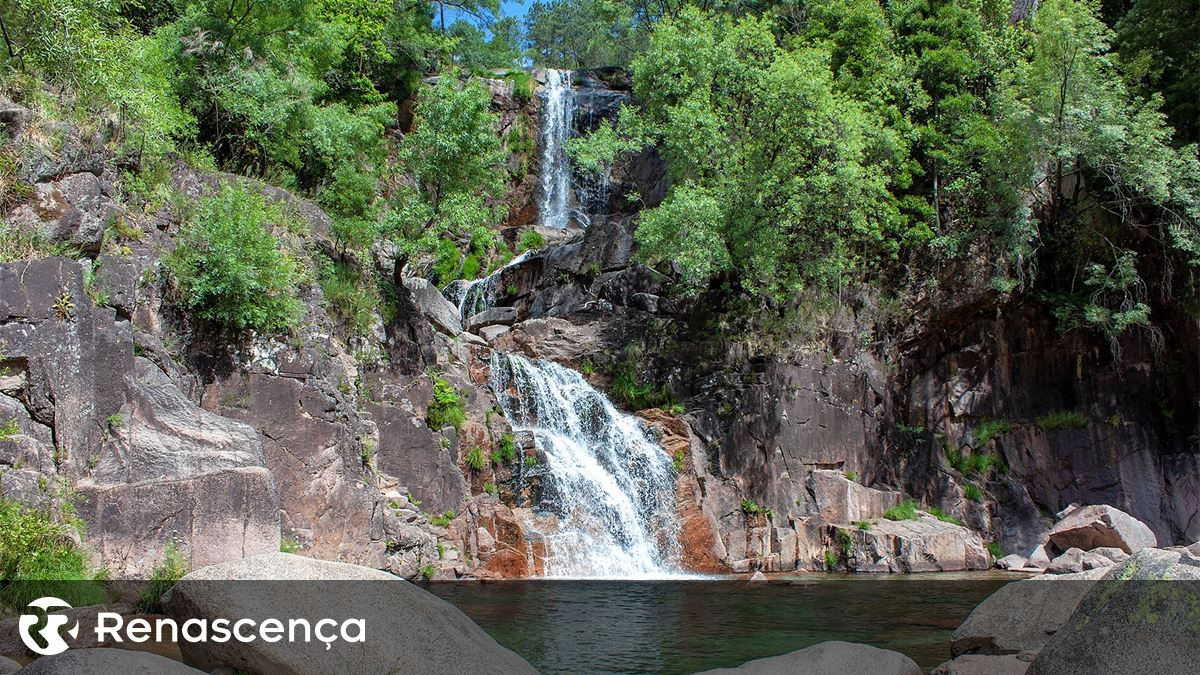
[1116,0,1200,144]
[525,0,643,68]
[384,75,507,283]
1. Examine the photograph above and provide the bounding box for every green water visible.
[429,574,1014,673]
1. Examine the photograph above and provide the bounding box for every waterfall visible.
[457,251,532,320]
[491,352,683,578]
[538,69,576,230]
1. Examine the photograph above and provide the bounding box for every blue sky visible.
[445,0,531,28]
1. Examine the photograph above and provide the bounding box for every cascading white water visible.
[538,69,576,230]
[457,251,532,320]
[491,352,683,578]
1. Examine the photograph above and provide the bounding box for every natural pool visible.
[429,574,1015,673]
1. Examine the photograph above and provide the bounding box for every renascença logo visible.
[19,597,79,656]
[17,596,366,655]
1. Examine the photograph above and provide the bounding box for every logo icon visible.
[19,597,79,656]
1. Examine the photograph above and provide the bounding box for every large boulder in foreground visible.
[1046,505,1157,554]
[163,553,535,675]
[1027,548,1200,675]
[694,641,921,675]
[16,648,204,674]
[950,577,1097,658]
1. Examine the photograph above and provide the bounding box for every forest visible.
[0,0,1196,347]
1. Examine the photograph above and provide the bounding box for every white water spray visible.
[538,69,576,230]
[457,251,532,320]
[491,352,684,578]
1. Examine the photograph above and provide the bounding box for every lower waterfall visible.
[490,352,684,578]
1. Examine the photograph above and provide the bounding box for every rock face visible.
[845,516,991,573]
[15,649,204,674]
[163,553,537,675]
[694,641,922,675]
[403,278,462,336]
[808,471,902,524]
[1027,548,1200,675]
[1046,504,1158,554]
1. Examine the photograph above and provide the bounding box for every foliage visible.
[963,483,984,502]
[823,549,839,570]
[671,449,685,474]
[0,417,18,441]
[426,376,466,431]
[280,535,302,554]
[525,0,643,69]
[927,506,964,526]
[105,412,124,429]
[319,259,375,336]
[1036,410,1089,430]
[384,75,506,281]
[517,229,546,252]
[740,499,773,520]
[428,511,455,527]
[1115,0,1200,145]
[492,433,518,464]
[884,499,920,521]
[136,539,187,612]
[609,344,671,410]
[449,18,522,70]
[0,498,106,610]
[483,481,496,495]
[844,470,858,482]
[165,184,302,334]
[986,541,1005,559]
[974,418,1012,447]
[948,447,1005,477]
[465,445,486,471]
[854,520,872,531]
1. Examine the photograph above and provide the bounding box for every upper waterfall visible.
[491,352,684,578]
[538,69,576,230]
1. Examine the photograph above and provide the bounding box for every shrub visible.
[740,499,773,520]
[523,454,540,467]
[1037,410,1088,430]
[964,483,984,502]
[492,433,518,464]
[166,184,302,333]
[987,542,1005,560]
[837,528,853,556]
[927,506,964,527]
[319,259,375,336]
[580,359,596,376]
[0,417,18,441]
[948,448,1005,477]
[823,550,838,570]
[672,449,686,473]
[974,419,1012,446]
[517,229,545,252]
[426,377,466,431]
[844,470,858,482]
[421,564,436,581]
[884,499,919,521]
[483,481,496,495]
[854,520,871,531]
[105,412,124,429]
[507,71,534,105]
[428,511,455,527]
[136,540,187,612]
[0,498,105,610]
[280,535,301,554]
[465,446,486,471]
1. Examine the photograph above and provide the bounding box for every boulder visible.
[1089,547,1129,564]
[1079,550,1114,570]
[932,654,1030,675]
[1045,548,1085,574]
[1028,548,1200,675]
[747,571,768,582]
[950,578,1097,657]
[163,553,536,675]
[15,649,203,674]
[694,641,921,675]
[1026,545,1052,569]
[465,307,518,331]
[847,516,991,572]
[0,657,15,674]
[403,278,462,336]
[996,554,1028,570]
[1046,505,1157,554]
[478,324,510,342]
[807,470,902,524]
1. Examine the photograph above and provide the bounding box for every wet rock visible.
[465,307,517,331]
[694,640,921,675]
[163,553,536,675]
[1047,504,1157,554]
[15,648,203,674]
[403,277,462,336]
[950,577,1097,657]
[1028,548,1200,675]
